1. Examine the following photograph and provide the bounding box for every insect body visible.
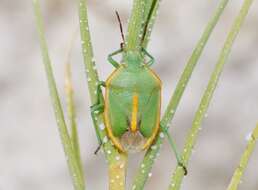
[91,8,187,174]
[104,51,161,153]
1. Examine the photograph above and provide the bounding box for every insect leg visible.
[108,49,123,68]
[142,48,155,66]
[160,124,188,175]
[90,81,106,154]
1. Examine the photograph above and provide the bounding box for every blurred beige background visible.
[0,0,258,189]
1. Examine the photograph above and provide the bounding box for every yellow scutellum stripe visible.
[131,94,139,132]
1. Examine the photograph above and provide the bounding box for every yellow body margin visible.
[142,67,162,150]
[104,67,125,152]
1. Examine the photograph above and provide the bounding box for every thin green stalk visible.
[169,0,254,189]
[227,124,258,190]
[132,1,229,189]
[65,63,84,179]
[77,1,127,189]
[33,0,85,189]
[142,0,160,48]
[126,0,146,51]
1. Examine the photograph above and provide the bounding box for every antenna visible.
[141,0,158,45]
[115,11,125,48]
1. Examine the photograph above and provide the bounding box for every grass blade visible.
[33,0,85,189]
[65,63,85,179]
[227,124,258,190]
[126,0,146,51]
[77,1,128,189]
[169,0,254,189]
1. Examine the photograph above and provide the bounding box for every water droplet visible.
[100,124,105,130]
[132,185,136,190]
[148,173,152,177]
[111,179,115,183]
[119,164,124,169]
[116,175,120,179]
[103,136,108,143]
[159,132,165,138]
[245,132,252,141]
[107,150,111,154]
[141,164,145,168]
[141,169,145,173]
[115,156,120,161]
[151,145,157,150]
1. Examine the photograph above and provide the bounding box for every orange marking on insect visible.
[131,94,139,133]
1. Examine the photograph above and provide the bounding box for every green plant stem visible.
[77,1,127,189]
[227,124,258,190]
[142,0,160,48]
[169,0,254,189]
[126,0,146,51]
[33,0,85,189]
[131,1,229,189]
[65,63,85,179]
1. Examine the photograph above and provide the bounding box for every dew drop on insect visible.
[81,40,85,44]
[141,169,145,174]
[107,150,111,154]
[204,113,208,118]
[116,175,120,179]
[159,132,165,138]
[148,173,152,177]
[141,164,145,168]
[132,185,136,190]
[88,78,92,82]
[245,132,252,141]
[111,179,115,183]
[183,148,187,153]
[115,156,120,161]
[100,124,105,130]
[171,183,175,187]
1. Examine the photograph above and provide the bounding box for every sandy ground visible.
[0,0,258,189]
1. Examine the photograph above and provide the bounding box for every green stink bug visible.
[91,3,187,174]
